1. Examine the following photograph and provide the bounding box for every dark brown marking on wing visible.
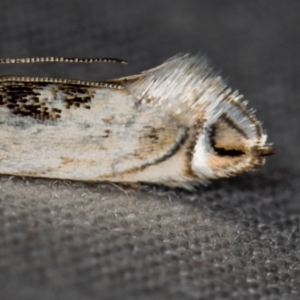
[64,93,93,110]
[216,113,248,140]
[101,129,111,138]
[226,95,263,139]
[0,82,99,120]
[98,126,189,179]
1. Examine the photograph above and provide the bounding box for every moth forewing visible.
[0,84,186,180]
[0,54,273,188]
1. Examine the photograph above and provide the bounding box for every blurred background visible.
[0,1,299,299]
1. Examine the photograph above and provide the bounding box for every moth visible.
[0,54,273,189]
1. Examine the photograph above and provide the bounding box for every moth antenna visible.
[0,75,125,89]
[0,57,128,64]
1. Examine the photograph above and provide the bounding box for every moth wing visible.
[0,81,186,181]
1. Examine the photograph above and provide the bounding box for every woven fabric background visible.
[0,1,299,299]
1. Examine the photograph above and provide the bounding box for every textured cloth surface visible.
[0,1,299,299]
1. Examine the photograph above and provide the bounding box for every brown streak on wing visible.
[97,126,188,180]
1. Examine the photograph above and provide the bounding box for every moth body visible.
[0,54,273,188]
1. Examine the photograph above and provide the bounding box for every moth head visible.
[191,100,274,181]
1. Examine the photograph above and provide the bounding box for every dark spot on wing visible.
[0,81,96,121]
[101,129,111,138]
[142,125,161,141]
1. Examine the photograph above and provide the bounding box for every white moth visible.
[0,54,273,189]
